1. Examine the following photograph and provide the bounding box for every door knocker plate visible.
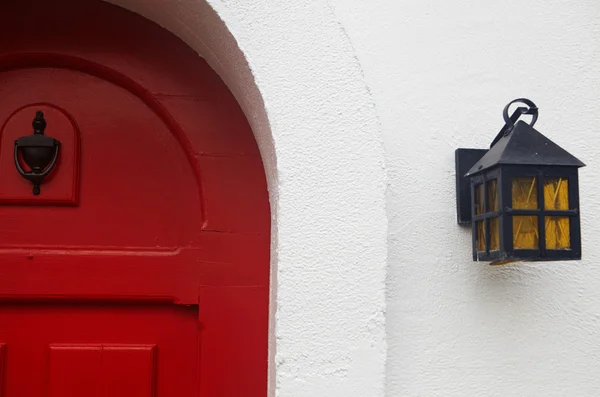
[0,104,80,205]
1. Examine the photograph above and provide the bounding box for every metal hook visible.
[490,98,539,148]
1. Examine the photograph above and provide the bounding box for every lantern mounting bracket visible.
[455,148,487,224]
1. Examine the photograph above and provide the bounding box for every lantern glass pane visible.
[487,179,499,250]
[487,179,498,211]
[490,217,500,251]
[545,216,571,249]
[477,220,485,252]
[475,184,484,215]
[544,178,569,210]
[512,177,538,209]
[513,216,539,249]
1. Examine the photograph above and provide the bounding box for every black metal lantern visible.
[456,98,585,265]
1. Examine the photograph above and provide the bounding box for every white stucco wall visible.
[332,0,600,396]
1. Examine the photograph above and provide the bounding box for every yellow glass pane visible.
[475,184,484,215]
[544,178,569,210]
[513,216,539,249]
[477,220,485,252]
[545,216,571,249]
[490,217,500,251]
[512,177,538,209]
[487,180,498,212]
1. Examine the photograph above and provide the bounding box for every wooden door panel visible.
[100,345,157,397]
[49,344,156,397]
[0,67,202,249]
[48,345,104,397]
[0,303,198,397]
[0,343,5,396]
[0,0,270,396]
[0,249,202,303]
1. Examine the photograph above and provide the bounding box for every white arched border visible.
[106,1,388,395]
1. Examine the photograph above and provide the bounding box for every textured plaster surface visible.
[331,0,600,396]
[104,1,388,396]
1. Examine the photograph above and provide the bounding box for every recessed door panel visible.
[49,344,156,397]
[0,303,197,397]
[49,345,103,397]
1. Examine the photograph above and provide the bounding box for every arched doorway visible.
[0,0,270,395]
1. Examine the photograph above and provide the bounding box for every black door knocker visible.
[14,111,61,195]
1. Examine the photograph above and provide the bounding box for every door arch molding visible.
[106,1,389,396]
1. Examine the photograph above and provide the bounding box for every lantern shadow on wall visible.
[456,98,585,265]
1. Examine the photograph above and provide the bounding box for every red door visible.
[0,1,270,396]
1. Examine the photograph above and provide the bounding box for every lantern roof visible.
[465,120,585,176]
